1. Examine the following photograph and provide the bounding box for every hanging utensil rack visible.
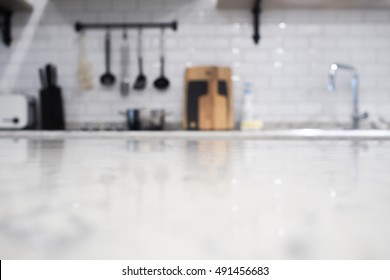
[74,20,178,32]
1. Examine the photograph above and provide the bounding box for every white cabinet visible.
[0,0,33,11]
[0,0,33,46]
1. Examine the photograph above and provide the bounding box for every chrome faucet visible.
[327,63,368,129]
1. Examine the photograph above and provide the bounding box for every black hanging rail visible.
[74,20,178,32]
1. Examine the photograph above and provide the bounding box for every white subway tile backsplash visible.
[336,10,363,22]
[360,79,379,91]
[243,50,268,63]
[376,24,390,36]
[360,65,390,76]
[57,0,85,12]
[351,51,376,62]
[376,78,390,89]
[271,51,296,62]
[337,38,363,49]
[362,38,390,50]
[349,24,377,36]
[297,104,324,116]
[86,0,113,12]
[311,38,337,49]
[98,12,126,22]
[252,78,270,89]
[362,91,390,102]
[112,0,137,12]
[296,24,322,35]
[324,25,350,36]
[335,104,354,118]
[284,10,310,23]
[363,11,390,22]
[1,1,390,124]
[138,0,164,12]
[125,12,152,22]
[283,64,309,76]
[377,51,390,62]
[257,90,284,102]
[271,77,296,89]
[324,50,350,61]
[377,104,390,117]
[283,38,309,49]
[309,10,337,23]
[270,103,296,116]
[297,77,324,89]
[281,90,305,103]
[262,11,284,23]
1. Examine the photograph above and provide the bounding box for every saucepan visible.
[120,109,170,131]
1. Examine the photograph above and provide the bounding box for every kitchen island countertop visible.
[0,131,390,259]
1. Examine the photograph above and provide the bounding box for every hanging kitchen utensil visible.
[100,29,116,86]
[120,29,130,97]
[154,28,170,91]
[77,33,93,90]
[133,28,147,90]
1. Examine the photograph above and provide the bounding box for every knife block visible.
[183,66,234,130]
[40,86,65,130]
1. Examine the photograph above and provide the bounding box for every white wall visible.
[1,0,390,125]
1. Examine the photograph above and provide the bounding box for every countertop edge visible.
[1,130,390,140]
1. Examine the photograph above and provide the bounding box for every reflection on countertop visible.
[0,138,390,259]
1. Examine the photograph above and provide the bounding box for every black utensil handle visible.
[51,65,57,86]
[138,56,144,74]
[159,28,166,76]
[137,28,143,58]
[122,30,130,76]
[121,45,129,78]
[105,30,111,72]
[160,56,165,76]
[46,65,52,87]
[39,68,47,89]
[137,28,145,74]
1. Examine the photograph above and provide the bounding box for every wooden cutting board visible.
[184,66,233,130]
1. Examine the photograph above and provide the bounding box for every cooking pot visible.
[120,109,169,131]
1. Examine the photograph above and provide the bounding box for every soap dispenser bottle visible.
[240,82,263,130]
[241,82,254,121]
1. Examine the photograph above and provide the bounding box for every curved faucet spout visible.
[327,63,367,129]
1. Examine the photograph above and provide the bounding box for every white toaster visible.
[0,94,37,130]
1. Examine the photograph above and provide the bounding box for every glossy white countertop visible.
[0,132,390,259]
[1,129,390,140]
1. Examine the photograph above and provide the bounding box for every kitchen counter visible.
[1,129,390,140]
[0,131,390,259]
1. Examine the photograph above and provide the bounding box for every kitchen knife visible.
[45,64,52,87]
[51,65,57,87]
[39,68,47,89]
